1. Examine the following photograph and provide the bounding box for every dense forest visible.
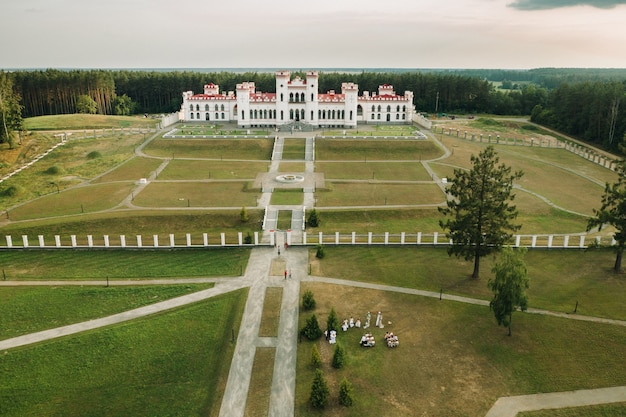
[4,68,626,152]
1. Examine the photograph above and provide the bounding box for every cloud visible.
[508,0,626,10]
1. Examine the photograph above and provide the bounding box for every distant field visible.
[316,161,432,180]
[132,181,256,208]
[316,139,444,160]
[157,160,268,180]
[317,182,444,207]
[24,114,159,130]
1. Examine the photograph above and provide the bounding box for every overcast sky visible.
[2,0,626,69]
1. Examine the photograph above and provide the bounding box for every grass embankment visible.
[0,284,215,339]
[296,284,626,416]
[0,289,248,417]
[23,114,159,130]
[143,138,273,160]
[309,246,626,321]
[315,139,444,161]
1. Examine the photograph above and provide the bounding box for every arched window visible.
[349,110,353,120]
[190,104,193,110]
[221,113,225,119]
[196,112,200,119]
[280,93,284,101]
[206,113,210,120]
[387,105,391,112]
[396,114,399,120]
[205,104,210,111]
[241,110,244,120]
[371,114,375,120]
[371,105,375,112]
[215,104,218,111]
[221,104,224,111]
[195,105,199,111]
[318,110,322,119]
[403,105,406,112]
[377,114,381,120]
[402,114,406,120]
[311,93,314,101]
[301,92,305,102]
[377,105,381,112]
[254,109,258,119]
[250,110,253,118]
[310,110,314,120]
[397,105,400,112]
[215,112,219,119]
[190,113,194,119]
[357,105,363,116]
[290,109,294,119]
[289,92,294,102]
[300,109,305,120]
[280,110,284,120]
[264,109,268,119]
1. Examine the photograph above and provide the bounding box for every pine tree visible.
[309,369,329,409]
[339,377,354,407]
[302,289,316,311]
[332,342,346,369]
[326,307,339,332]
[303,314,322,340]
[311,344,321,368]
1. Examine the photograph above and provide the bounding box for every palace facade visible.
[181,71,414,128]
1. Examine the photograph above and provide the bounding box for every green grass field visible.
[23,114,159,130]
[143,138,273,159]
[157,160,269,180]
[315,139,444,161]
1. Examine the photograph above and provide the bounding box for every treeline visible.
[532,81,626,150]
[6,69,626,151]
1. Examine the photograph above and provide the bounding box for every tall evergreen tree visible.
[439,146,523,279]
[309,369,330,409]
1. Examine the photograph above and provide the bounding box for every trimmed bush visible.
[332,342,346,369]
[302,289,316,311]
[309,369,329,409]
[307,208,320,227]
[44,165,62,175]
[339,377,354,407]
[1,185,23,197]
[315,244,325,259]
[303,314,322,340]
[244,232,252,244]
[311,344,321,368]
[86,150,102,159]
[326,307,339,332]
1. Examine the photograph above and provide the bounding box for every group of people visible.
[359,333,376,347]
[341,317,361,331]
[384,332,399,348]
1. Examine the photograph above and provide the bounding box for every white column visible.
[287,230,292,246]
[203,233,208,246]
[433,232,438,245]
[417,232,422,245]
[269,231,275,247]
[153,235,159,247]
[563,235,569,248]
[400,232,405,245]
[531,235,537,247]
[335,232,339,245]
[186,233,192,247]
[169,234,175,247]
[301,232,306,245]
[5,236,12,247]
[368,232,372,245]
[579,235,586,248]
[384,232,389,245]
[22,235,29,248]
[87,235,93,248]
[238,232,243,246]
[515,235,521,247]
[104,235,110,247]
[55,235,61,247]
[120,235,126,247]
[38,235,45,247]
[318,232,322,245]
[220,232,226,246]
[547,235,553,248]
[351,232,356,245]
[254,231,259,245]
[136,235,142,247]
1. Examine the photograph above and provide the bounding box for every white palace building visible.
[181,71,414,129]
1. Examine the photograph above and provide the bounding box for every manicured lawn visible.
[317,183,445,206]
[7,182,134,220]
[315,139,444,161]
[0,290,248,417]
[245,348,276,416]
[0,248,250,280]
[316,161,432,181]
[259,287,283,337]
[0,284,214,339]
[309,246,626,320]
[157,160,269,180]
[295,283,626,416]
[272,189,304,205]
[132,181,256,208]
[92,157,163,183]
[518,403,626,416]
[143,138,273,159]
[282,138,306,160]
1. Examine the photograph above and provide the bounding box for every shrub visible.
[244,232,252,244]
[240,206,249,223]
[302,289,316,311]
[307,208,320,227]
[326,307,339,332]
[44,165,62,175]
[338,377,354,407]
[1,185,23,197]
[311,344,321,368]
[303,314,322,340]
[309,369,329,409]
[332,342,346,369]
[315,244,325,259]
[86,151,102,159]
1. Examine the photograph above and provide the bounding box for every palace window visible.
[189,104,193,110]
[196,112,200,119]
[371,105,375,112]
[241,110,245,120]
[300,109,305,120]
[215,104,219,111]
[190,113,194,119]
[196,105,199,111]
[311,93,314,101]
[221,113,225,119]
[377,105,381,112]
[349,110,353,120]
[206,113,210,121]
[387,105,391,112]
[301,92,305,102]
[205,104,210,111]
[221,104,225,111]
